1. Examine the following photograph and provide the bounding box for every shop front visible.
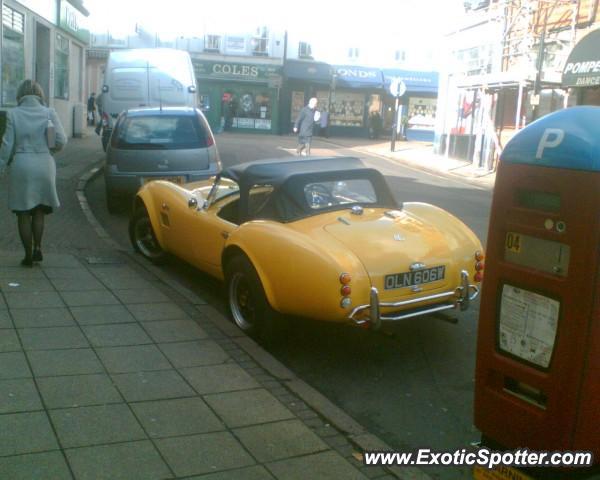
[193,59,282,134]
[382,69,439,141]
[327,65,385,138]
[281,59,333,134]
[562,27,600,107]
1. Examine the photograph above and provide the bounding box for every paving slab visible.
[234,419,329,463]
[0,378,43,414]
[96,345,172,373]
[10,307,75,328]
[60,289,119,307]
[155,431,255,477]
[0,411,59,456]
[266,451,368,480]
[38,253,82,268]
[111,370,195,402]
[65,440,172,480]
[50,276,106,291]
[18,326,89,350]
[158,340,230,368]
[0,328,21,352]
[43,267,96,281]
[81,323,152,347]
[190,465,275,480]
[97,276,157,290]
[0,278,56,292]
[70,304,136,325]
[0,351,31,379]
[126,302,189,322]
[113,288,170,304]
[0,267,47,280]
[130,397,224,438]
[26,348,103,377]
[49,403,146,448]
[181,363,260,395]
[205,388,295,428]
[37,374,122,408]
[0,451,72,480]
[141,319,208,343]
[4,291,65,309]
[0,309,11,328]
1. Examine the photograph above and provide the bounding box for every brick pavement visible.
[0,129,425,478]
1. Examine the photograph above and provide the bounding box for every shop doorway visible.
[35,23,50,99]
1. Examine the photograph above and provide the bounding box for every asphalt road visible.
[86,132,493,479]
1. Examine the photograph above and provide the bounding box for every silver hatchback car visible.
[104,107,221,213]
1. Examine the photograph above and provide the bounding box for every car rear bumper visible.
[105,165,221,197]
[348,270,480,329]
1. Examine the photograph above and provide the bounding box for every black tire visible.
[129,206,167,264]
[225,255,283,342]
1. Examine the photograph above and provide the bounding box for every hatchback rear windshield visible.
[113,114,209,149]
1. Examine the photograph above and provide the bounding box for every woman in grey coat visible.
[0,80,67,266]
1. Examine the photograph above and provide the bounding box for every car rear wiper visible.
[124,142,167,149]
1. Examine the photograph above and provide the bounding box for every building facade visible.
[1,0,90,138]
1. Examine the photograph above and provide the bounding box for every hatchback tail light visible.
[206,132,215,147]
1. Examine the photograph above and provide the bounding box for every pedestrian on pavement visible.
[0,79,67,267]
[87,92,96,125]
[94,91,104,135]
[293,97,318,156]
[319,108,329,138]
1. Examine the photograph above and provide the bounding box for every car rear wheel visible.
[129,206,167,264]
[225,255,282,341]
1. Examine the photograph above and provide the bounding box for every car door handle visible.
[221,231,229,239]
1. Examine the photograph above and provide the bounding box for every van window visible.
[113,114,209,150]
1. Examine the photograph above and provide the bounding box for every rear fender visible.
[133,185,166,249]
[223,222,370,321]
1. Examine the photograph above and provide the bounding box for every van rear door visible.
[148,68,189,106]
[108,66,150,113]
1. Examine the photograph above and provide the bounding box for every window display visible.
[407,97,437,130]
[291,91,305,122]
[329,91,365,127]
[227,89,272,130]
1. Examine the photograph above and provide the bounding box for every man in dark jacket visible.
[293,97,318,156]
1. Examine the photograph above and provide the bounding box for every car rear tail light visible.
[474,272,483,282]
[475,251,484,261]
[341,285,351,296]
[206,133,215,147]
[340,297,352,308]
[475,261,484,271]
[339,273,351,285]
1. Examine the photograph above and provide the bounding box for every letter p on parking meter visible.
[474,107,600,466]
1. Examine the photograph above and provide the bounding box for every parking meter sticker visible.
[498,285,560,368]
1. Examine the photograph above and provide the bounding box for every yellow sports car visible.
[130,157,483,337]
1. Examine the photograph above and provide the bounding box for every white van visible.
[99,48,198,149]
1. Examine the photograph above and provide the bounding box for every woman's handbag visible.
[46,109,56,149]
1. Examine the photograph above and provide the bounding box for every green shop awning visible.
[562,28,600,87]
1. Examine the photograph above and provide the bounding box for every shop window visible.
[348,47,360,60]
[299,42,312,59]
[330,91,365,127]
[394,50,406,62]
[204,34,221,52]
[229,90,272,130]
[54,33,70,100]
[407,97,437,130]
[2,5,25,106]
[252,27,269,56]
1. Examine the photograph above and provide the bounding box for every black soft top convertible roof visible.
[218,157,398,222]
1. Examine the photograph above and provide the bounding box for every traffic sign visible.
[389,78,407,97]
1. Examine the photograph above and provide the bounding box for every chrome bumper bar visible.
[349,270,479,330]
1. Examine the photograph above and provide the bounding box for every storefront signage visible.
[19,0,58,24]
[334,65,384,89]
[194,60,282,83]
[336,68,378,79]
[58,0,90,44]
[562,28,600,87]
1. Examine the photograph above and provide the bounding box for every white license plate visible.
[142,176,185,185]
[384,265,445,290]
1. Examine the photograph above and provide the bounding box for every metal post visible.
[515,82,523,130]
[390,94,399,152]
[532,5,549,121]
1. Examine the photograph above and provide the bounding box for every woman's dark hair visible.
[16,79,46,105]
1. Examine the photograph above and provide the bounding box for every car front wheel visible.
[225,255,282,341]
[129,206,167,264]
